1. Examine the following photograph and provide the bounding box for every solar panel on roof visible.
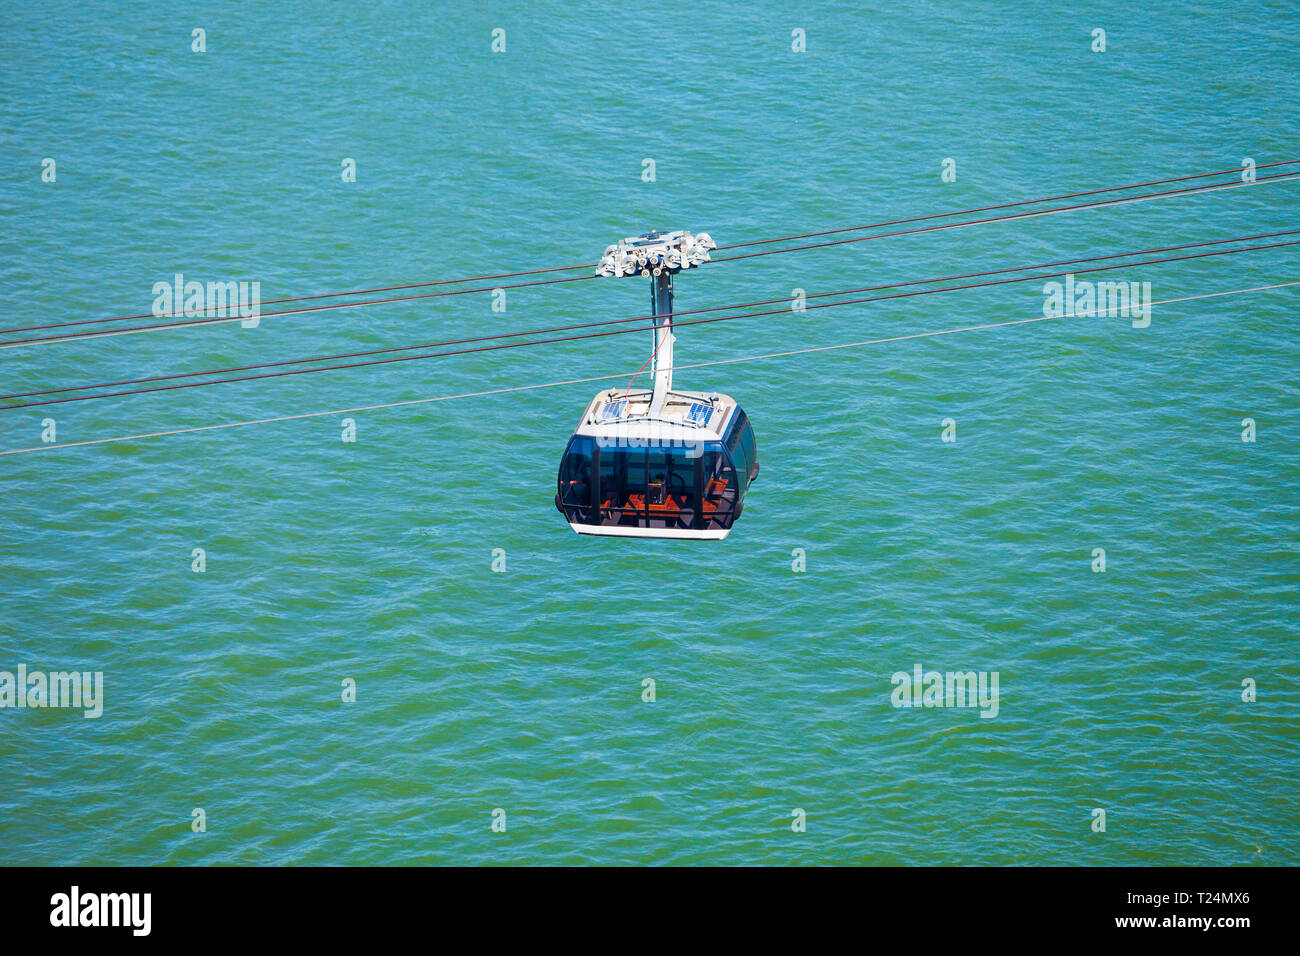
[600,400,627,421]
[686,402,713,425]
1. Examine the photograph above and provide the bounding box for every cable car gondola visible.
[554,230,758,540]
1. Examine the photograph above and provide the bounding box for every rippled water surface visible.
[1,1,1297,865]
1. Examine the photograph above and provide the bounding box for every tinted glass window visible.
[739,419,757,480]
[726,411,750,496]
[701,445,738,529]
[558,436,596,519]
[597,445,622,515]
[558,437,744,530]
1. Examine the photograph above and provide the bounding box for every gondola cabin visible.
[556,387,758,539]
[556,228,757,540]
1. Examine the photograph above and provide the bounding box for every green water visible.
[1,1,1297,865]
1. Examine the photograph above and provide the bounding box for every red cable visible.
[710,169,1299,264]
[0,262,599,336]
[715,158,1300,250]
[2,238,1293,411]
[5,228,1294,401]
[4,160,1294,342]
[624,336,666,399]
[1,274,595,346]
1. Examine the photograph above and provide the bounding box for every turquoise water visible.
[1,1,1297,865]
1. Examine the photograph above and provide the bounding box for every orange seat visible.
[702,476,730,515]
